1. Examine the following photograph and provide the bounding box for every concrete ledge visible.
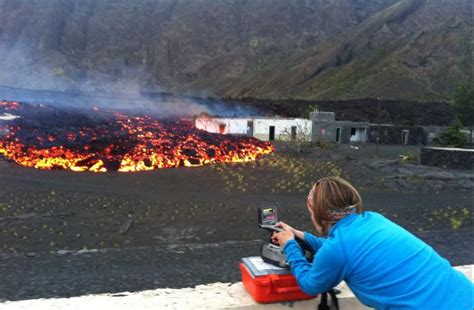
[1,265,472,309]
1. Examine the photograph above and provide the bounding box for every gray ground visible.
[0,144,472,301]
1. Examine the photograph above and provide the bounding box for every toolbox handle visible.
[269,274,302,294]
[274,286,302,293]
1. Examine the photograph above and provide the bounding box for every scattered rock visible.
[457,180,474,190]
[25,252,36,257]
[57,250,69,256]
[396,179,411,189]
[367,159,399,169]
[427,180,445,191]
[15,213,41,220]
[380,166,396,173]
[419,183,431,192]
[76,249,98,255]
[119,217,133,234]
[206,228,216,235]
[419,171,455,181]
[457,173,474,181]
[397,167,416,176]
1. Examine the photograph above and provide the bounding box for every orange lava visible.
[0,101,273,172]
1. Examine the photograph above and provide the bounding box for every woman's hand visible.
[276,221,294,232]
[272,225,295,247]
[276,221,305,240]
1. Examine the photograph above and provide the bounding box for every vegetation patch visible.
[211,154,346,193]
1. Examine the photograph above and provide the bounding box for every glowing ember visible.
[0,101,273,172]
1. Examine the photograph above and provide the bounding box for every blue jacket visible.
[283,211,474,309]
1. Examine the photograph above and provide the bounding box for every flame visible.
[0,101,273,172]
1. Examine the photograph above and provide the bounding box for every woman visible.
[272,176,474,309]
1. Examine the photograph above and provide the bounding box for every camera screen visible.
[261,207,277,223]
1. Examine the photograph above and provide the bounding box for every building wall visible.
[309,111,336,122]
[195,117,312,142]
[368,125,425,145]
[253,118,312,141]
[312,121,369,144]
[350,128,368,143]
[312,122,338,142]
[196,114,431,146]
[195,118,249,135]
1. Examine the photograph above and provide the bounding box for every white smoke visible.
[0,43,221,118]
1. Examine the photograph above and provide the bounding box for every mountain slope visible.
[0,0,471,101]
[187,0,472,101]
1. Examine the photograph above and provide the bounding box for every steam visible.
[0,43,258,118]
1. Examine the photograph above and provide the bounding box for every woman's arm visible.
[303,231,326,252]
[275,222,326,252]
[283,239,346,295]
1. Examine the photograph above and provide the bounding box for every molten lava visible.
[0,101,273,172]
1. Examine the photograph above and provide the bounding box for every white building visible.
[194,115,312,142]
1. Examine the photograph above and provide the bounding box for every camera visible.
[258,206,313,268]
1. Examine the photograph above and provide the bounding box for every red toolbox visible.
[240,256,316,304]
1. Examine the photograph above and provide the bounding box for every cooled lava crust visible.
[0,101,273,172]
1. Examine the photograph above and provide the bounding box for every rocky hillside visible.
[0,0,471,101]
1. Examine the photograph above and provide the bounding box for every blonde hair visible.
[307,176,363,230]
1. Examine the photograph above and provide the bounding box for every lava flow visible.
[0,101,273,172]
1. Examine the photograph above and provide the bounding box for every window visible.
[350,128,356,136]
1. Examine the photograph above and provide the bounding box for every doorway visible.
[291,126,297,140]
[402,130,410,145]
[247,120,253,136]
[269,126,275,141]
[219,124,226,134]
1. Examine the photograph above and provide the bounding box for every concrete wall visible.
[312,121,338,143]
[253,118,312,142]
[196,114,440,146]
[368,125,424,145]
[194,117,312,142]
[312,121,369,144]
[1,265,472,310]
[195,117,250,135]
[420,147,474,170]
[309,111,335,122]
[350,127,367,143]
[338,122,369,144]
